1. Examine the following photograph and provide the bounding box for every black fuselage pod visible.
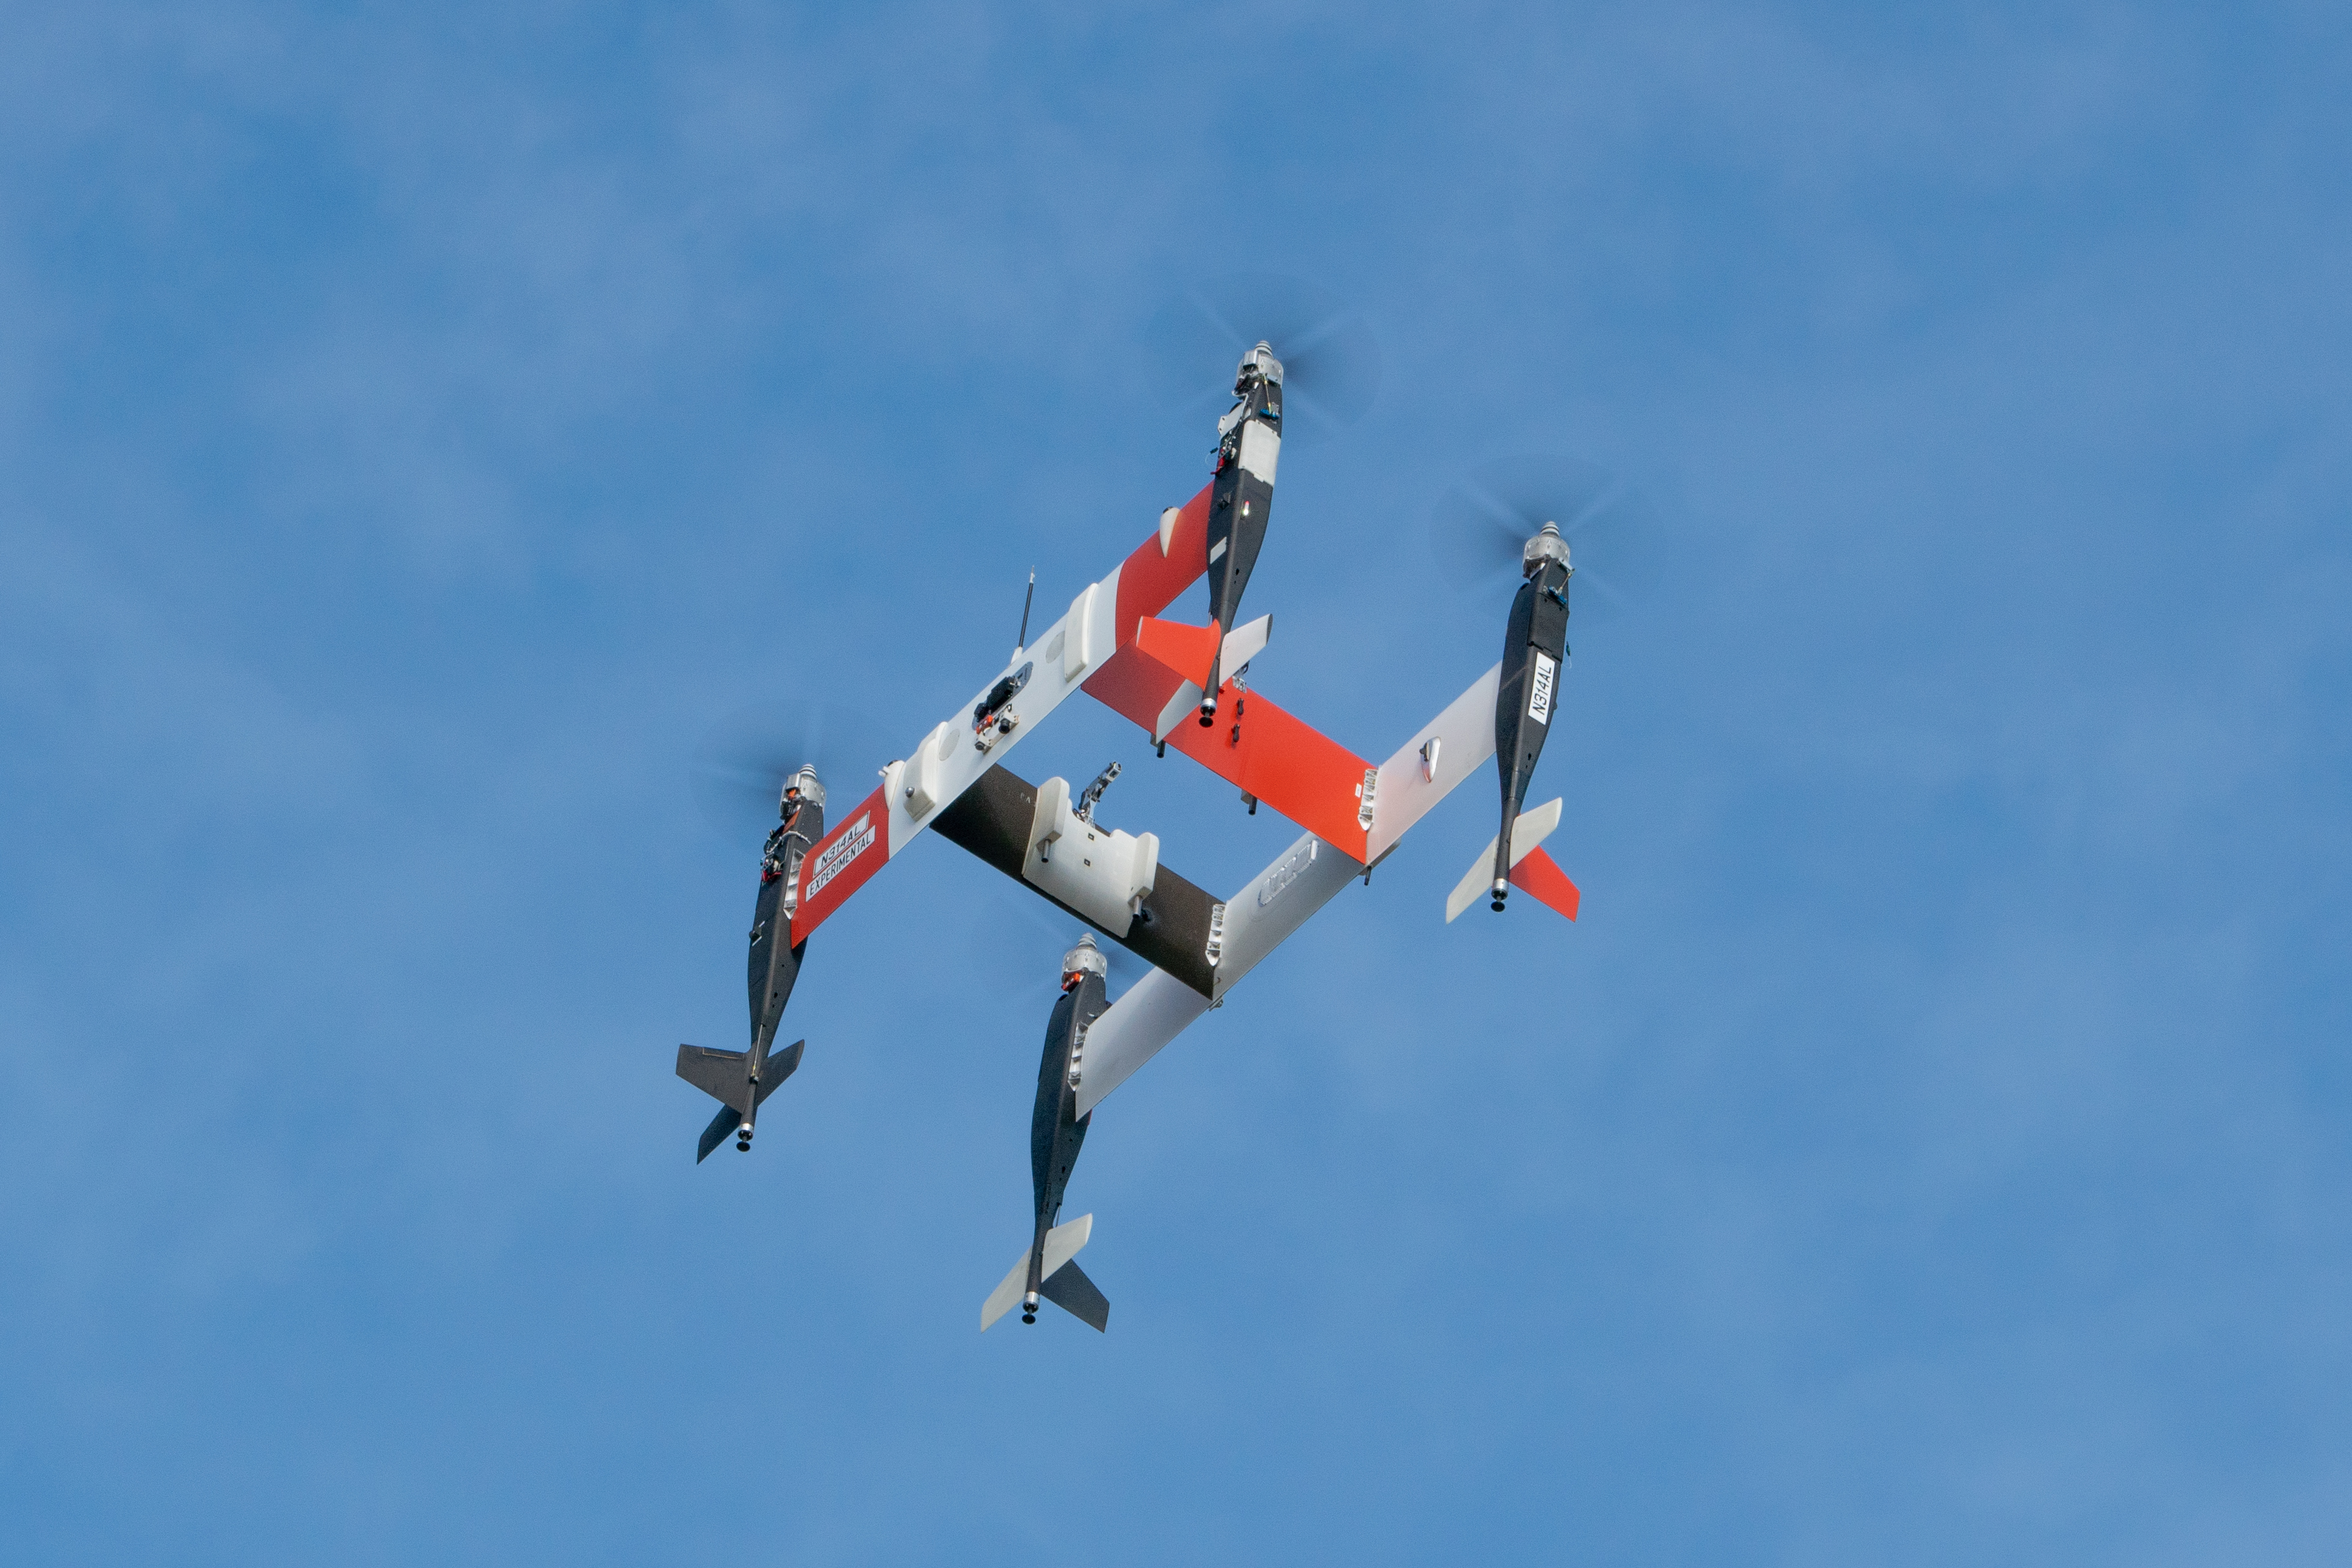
[1028,972,1109,1298]
[682,787,826,1163]
[747,793,825,1061]
[1492,558,1572,901]
[1199,371,1283,721]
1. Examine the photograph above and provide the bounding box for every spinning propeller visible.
[1145,273,1383,443]
[1429,454,1666,629]
[971,884,1147,1009]
[689,698,888,838]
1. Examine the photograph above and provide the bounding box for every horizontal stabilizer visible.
[980,1214,1094,1331]
[980,1256,1025,1333]
[1220,613,1270,676]
[1509,846,1581,921]
[679,1038,804,1162]
[1445,798,1563,923]
[676,1045,746,1109]
[1152,680,1204,744]
[696,1105,742,1163]
[676,1039,804,1114]
[1039,1258,1109,1332]
[763,1038,807,1096]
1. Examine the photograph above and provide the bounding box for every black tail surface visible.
[1038,1258,1109,1332]
[696,1105,744,1163]
[677,1038,804,1161]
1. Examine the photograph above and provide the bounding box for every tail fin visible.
[695,1105,744,1163]
[981,1214,1102,1331]
[1038,1259,1109,1332]
[1446,798,1568,922]
[1507,846,1580,921]
[677,1038,804,1162]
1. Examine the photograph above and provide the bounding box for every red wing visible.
[1085,617,1374,860]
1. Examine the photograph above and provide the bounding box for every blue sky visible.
[4,2,2348,1562]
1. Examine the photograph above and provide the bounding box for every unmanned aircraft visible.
[677,307,1620,1329]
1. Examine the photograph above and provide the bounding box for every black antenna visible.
[1014,570,1036,655]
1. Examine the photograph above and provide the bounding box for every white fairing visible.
[897,721,955,820]
[1367,664,1501,861]
[1023,776,1160,934]
[1064,582,1114,679]
[980,1214,1094,1331]
[1443,796,1564,923]
[884,561,1127,855]
[1237,419,1280,486]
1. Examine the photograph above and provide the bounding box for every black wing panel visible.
[932,764,1219,997]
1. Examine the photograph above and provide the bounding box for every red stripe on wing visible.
[1178,682,1372,859]
[1110,486,1213,645]
[1080,616,1220,739]
[1086,617,1372,859]
[788,785,890,940]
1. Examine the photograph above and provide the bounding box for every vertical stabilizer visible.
[981,1214,1097,1331]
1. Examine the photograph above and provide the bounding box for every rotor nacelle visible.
[1523,521,1571,579]
[781,764,826,815]
[1235,340,1284,393]
[1061,932,1109,992]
